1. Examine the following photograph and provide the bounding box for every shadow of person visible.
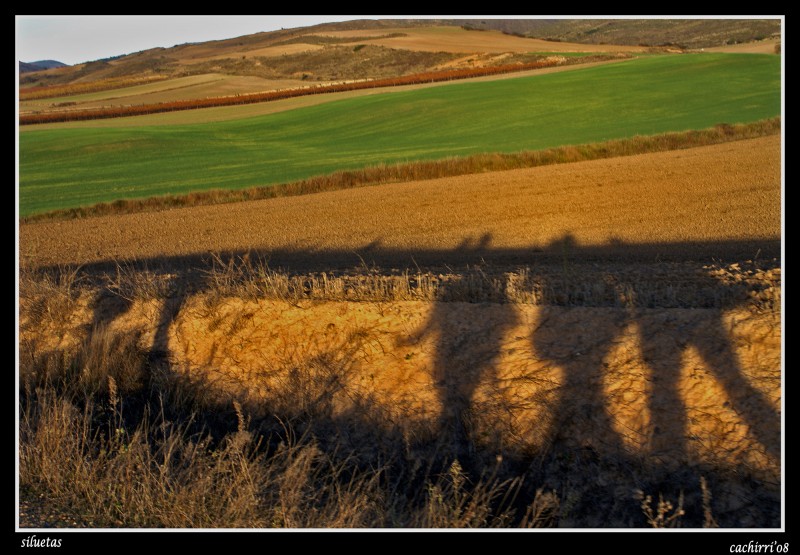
[400,234,519,463]
[532,305,629,462]
[150,273,189,361]
[637,289,781,469]
[87,271,135,350]
[531,233,630,464]
[531,234,780,506]
[85,264,191,375]
[454,232,493,258]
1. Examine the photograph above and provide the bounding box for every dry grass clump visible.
[20,389,381,527]
[18,265,84,332]
[196,253,780,310]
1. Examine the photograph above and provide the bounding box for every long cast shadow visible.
[28,235,781,524]
[34,237,781,279]
[528,234,780,484]
[532,305,630,460]
[44,236,781,465]
[150,275,189,361]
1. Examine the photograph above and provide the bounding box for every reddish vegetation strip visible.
[19,59,566,125]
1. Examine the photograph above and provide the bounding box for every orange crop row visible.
[19,60,561,125]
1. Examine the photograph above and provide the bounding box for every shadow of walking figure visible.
[87,264,191,371]
[150,274,189,361]
[532,305,629,460]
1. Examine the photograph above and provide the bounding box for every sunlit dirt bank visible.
[19,258,781,527]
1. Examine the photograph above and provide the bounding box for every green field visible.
[19,53,780,217]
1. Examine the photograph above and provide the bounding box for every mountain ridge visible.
[19,59,68,74]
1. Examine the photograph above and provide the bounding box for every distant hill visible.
[19,60,68,74]
[17,18,781,91]
[443,19,781,49]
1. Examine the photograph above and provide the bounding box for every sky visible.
[15,15,384,66]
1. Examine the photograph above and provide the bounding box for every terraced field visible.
[19,53,780,217]
[20,135,780,270]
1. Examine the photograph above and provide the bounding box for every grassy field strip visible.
[19,120,779,222]
[19,54,779,216]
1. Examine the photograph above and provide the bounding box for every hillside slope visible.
[445,18,781,49]
[19,54,780,217]
[22,18,775,90]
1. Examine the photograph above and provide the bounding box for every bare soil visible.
[702,37,781,54]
